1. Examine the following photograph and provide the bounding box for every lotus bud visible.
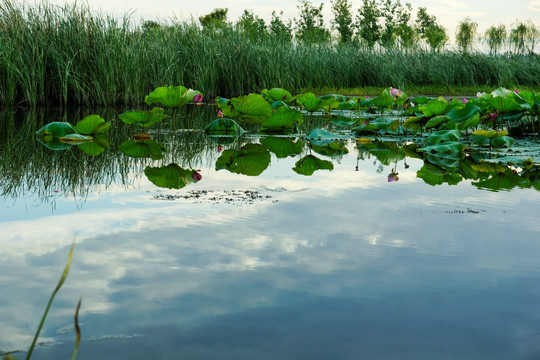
[387,173,399,182]
[462,98,468,104]
[364,96,369,99]
[514,89,520,94]
[217,110,224,118]
[487,112,497,121]
[193,94,203,103]
[217,145,223,153]
[282,95,287,100]
[191,170,202,181]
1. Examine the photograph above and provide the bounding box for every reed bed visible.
[1,1,539,107]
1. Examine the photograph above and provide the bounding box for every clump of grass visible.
[0,1,539,107]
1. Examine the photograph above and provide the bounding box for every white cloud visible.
[530,0,540,11]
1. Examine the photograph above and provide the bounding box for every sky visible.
[22,0,540,41]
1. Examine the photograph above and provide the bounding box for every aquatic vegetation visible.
[119,108,167,127]
[144,164,201,189]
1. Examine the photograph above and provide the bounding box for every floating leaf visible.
[59,134,92,144]
[419,99,451,117]
[145,164,200,189]
[145,86,202,108]
[295,92,323,112]
[230,93,272,123]
[36,122,77,139]
[260,137,302,158]
[425,129,461,145]
[215,143,271,176]
[119,107,167,127]
[425,115,450,129]
[204,118,245,135]
[74,115,110,135]
[260,107,303,133]
[293,155,334,176]
[77,141,106,156]
[118,139,165,160]
[306,129,345,146]
[216,96,234,117]
[261,88,293,103]
[417,163,462,186]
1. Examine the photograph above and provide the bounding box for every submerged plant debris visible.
[153,189,277,205]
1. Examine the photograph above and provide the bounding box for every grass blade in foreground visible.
[25,244,74,360]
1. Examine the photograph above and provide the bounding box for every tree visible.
[509,20,528,54]
[456,17,478,52]
[356,0,381,48]
[236,10,267,40]
[331,0,354,44]
[484,24,506,54]
[199,8,228,29]
[296,0,330,43]
[269,11,293,43]
[379,0,399,48]
[415,7,447,51]
[394,2,416,49]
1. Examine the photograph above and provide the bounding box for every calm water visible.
[1,108,540,359]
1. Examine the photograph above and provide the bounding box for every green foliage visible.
[119,108,167,127]
[293,155,334,175]
[485,24,506,54]
[36,122,78,140]
[199,8,228,29]
[145,164,200,189]
[230,94,272,123]
[306,129,345,146]
[356,0,381,47]
[260,107,303,133]
[215,143,271,176]
[204,118,245,135]
[456,17,478,52]
[296,0,331,43]
[331,0,354,44]
[236,10,267,40]
[269,11,293,42]
[144,86,202,108]
[118,139,165,160]
[261,88,294,103]
[260,137,303,158]
[74,115,111,135]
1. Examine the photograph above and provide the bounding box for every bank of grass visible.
[1,1,539,107]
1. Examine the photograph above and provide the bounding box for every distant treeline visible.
[0,0,539,107]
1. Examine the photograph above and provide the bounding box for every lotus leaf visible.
[310,142,349,158]
[472,170,522,191]
[74,115,110,135]
[119,108,167,127]
[359,142,405,165]
[36,122,78,139]
[472,129,509,139]
[417,163,462,186]
[419,99,452,117]
[331,117,357,127]
[145,164,200,189]
[446,104,481,124]
[204,118,245,135]
[260,137,302,158]
[260,107,303,133]
[145,86,202,108]
[306,129,345,146]
[295,93,322,112]
[486,89,523,113]
[118,139,165,160]
[230,94,272,123]
[78,141,106,156]
[59,134,92,144]
[403,116,426,131]
[270,101,290,110]
[425,116,451,129]
[215,144,270,176]
[261,88,293,103]
[293,155,334,176]
[216,96,234,117]
[353,117,399,134]
[370,89,394,109]
[459,113,480,131]
[425,129,461,145]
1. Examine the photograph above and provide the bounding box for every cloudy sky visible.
[26,0,540,37]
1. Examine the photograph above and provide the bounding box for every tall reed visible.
[0,1,539,107]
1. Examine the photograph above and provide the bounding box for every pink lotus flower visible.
[390,88,402,97]
[192,170,202,181]
[487,112,497,121]
[217,145,223,153]
[193,94,203,103]
[217,110,224,118]
[514,89,520,94]
[462,98,468,104]
[364,96,369,99]
[282,95,287,100]
[387,173,399,182]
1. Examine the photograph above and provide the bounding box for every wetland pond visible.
[1,100,540,360]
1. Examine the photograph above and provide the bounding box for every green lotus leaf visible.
[501,110,525,122]
[59,134,92,144]
[295,93,322,112]
[216,96,234,117]
[310,141,349,158]
[206,135,239,146]
[145,164,200,189]
[411,96,436,105]
[118,139,165,160]
[36,137,72,150]
[215,143,270,176]
[425,115,451,129]
[260,107,303,133]
[260,137,302,158]
[491,136,515,148]
[261,88,293,103]
[353,117,399,134]
[446,104,482,124]
[417,163,462,186]
[74,115,110,135]
[402,116,426,131]
[425,154,461,168]
[36,122,78,139]
[472,129,509,139]
[359,141,405,165]
[419,99,452,117]
[319,94,345,110]
[472,170,522,191]
[331,117,357,127]
[145,86,202,108]
[230,93,272,123]
[293,155,334,176]
[270,101,290,110]
[306,129,345,146]
[77,141,106,156]
[419,141,465,156]
[486,89,523,113]
[204,118,245,135]
[119,107,167,127]
[425,129,461,145]
[337,101,356,110]
[459,113,480,131]
[370,89,394,109]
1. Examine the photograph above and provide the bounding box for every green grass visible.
[1,1,539,107]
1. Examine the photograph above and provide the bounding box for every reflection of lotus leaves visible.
[215,144,271,176]
[144,164,200,189]
[293,155,334,176]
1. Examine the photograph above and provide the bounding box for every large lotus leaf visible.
[418,141,466,156]
[419,99,451,117]
[310,141,349,158]
[260,107,303,133]
[261,88,293,103]
[403,116,426,131]
[118,139,165,160]
[145,86,201,108]
[370,89,394,109]
[230,94,272,123]
[331,117,357,127]
[119,108,167,127]
[446,104,482,124]
[36,137,72,150]
[306,129,345,146]
[215,143,270,176]
[411,96,436,105]
[295,93,322,112]
[402,143,422,159]
[361,142,405,165]
[470,163,509,173]
[425,115,450,129]
[260,137,302,158]
[337,101,356,110]
[293,155,334,176]
[501,110,525,122]
[206,135,239,146]
[425,129,461,145]
[74,115,110,135]
[425,154,461,168]
[472,170,522,191]
[216,96,234,117]
[353,117,399,134]
[36,122,78,139]
[145,164,200,189]
[417,163,462,186]
[59,134,93,144]
[78,141,106,156]
[204,118,245,135]
[459,113,480,131]
[490,136,515,148]
[472,129,509,139]
[319,94,343,110]
[486,90,523,113]
[270,101,290,110]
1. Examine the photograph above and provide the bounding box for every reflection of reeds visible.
[0,106,219,202]
[0,1,539,107]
